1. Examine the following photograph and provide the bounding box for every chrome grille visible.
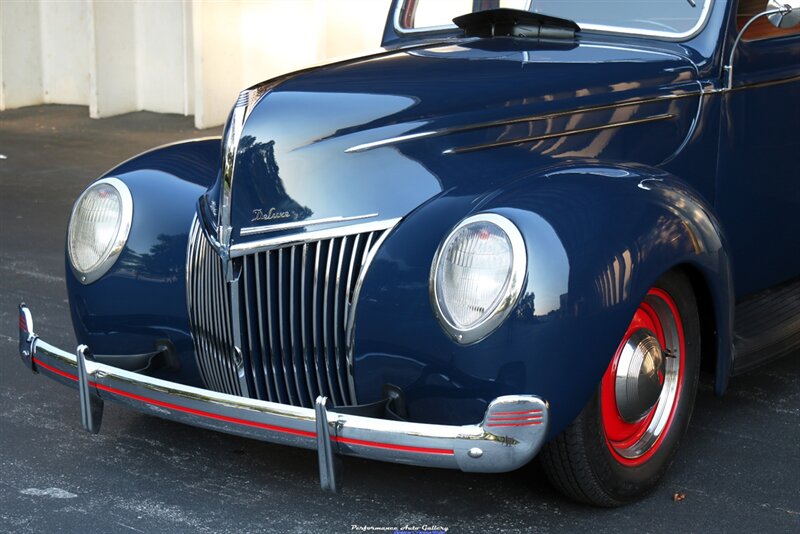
[187,217,391,407]
[187,218,242,396]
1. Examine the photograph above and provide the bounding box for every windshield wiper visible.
[453,8,580,40]
[686,0,697,7]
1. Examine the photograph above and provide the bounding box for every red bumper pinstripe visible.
[17,304,550,489]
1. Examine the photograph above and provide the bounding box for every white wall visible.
[90,0,137,118]
[40,0,91,106]
[191,0,243,130]
[0,0,394,127]
[135,1,191,115]
[1,0,44,109]
[193,0,391,128]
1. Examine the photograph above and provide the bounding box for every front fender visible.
[352,163,733,438]
[66,138,221,385]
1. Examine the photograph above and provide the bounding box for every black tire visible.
[540,269,701,506]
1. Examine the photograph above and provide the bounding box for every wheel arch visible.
[676,261,730,394]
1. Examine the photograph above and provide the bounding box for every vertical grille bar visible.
[254,251,278,400]
[263,251,290,404]
[188,218,396,407]
[275,249,296,404]
[311,240,329,400]
[310,241,330,397]
[298,243,317,407]
[332,235,350,401]
[242,256,267,399]
[288,246,309,406]
[343,233,361,325]
[321,239,343,406]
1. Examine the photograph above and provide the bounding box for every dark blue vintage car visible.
[16,0,800,505]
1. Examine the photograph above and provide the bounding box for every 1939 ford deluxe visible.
[15,0,800,505]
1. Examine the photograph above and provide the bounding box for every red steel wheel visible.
[600,287,686,466]
[541,270,701,506]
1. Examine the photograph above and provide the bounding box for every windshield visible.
[398,0,713,39]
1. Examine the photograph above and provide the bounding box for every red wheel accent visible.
[600,287,686,466]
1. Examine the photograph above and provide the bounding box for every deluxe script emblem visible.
[252,207,294,222]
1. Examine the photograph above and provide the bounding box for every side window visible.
[737,0,800,40]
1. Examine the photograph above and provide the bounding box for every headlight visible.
[431,213,527,344]
[67,177,133,284]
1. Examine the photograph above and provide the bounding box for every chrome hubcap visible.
[614,329,665,423]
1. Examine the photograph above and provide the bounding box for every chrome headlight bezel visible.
[430,213,527,345]
[67,177,133,285]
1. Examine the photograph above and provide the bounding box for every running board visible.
[733,278,800,375]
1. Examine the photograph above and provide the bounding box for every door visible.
[715,0,800,298]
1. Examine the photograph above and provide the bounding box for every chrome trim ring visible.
[67,177,133,285]
[606,290,683,461]
[430,213,527,345]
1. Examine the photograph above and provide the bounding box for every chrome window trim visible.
[230,218,401,257]
[723,4,792,89]
[67,176,134,285]
[430,213,527,345]
[393,0,715,42]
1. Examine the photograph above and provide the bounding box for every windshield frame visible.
[392,0,716,42]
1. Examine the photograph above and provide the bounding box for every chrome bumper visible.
[17,304,549,490]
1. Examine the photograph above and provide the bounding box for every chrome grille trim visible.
[344,228,393,401]
[187,215,397,408]
[230,218,402,257]
[187,217,242,396]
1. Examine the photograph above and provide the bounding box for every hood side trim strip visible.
[443,113,675,155]
[345,92,698,154]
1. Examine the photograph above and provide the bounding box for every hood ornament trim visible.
[216,81,285,280]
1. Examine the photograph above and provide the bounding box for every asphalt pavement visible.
[1,105,798,533]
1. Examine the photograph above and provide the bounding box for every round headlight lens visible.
[67,177,133,284]
[431,213,526,344]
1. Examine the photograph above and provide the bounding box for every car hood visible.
[213,37,700,246]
